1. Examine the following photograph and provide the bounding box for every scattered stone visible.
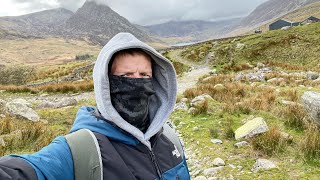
[247,72,265,82]
[193,127,199,131]
[281,100,300,106]
[234,73,245,81]
[236,43,245,50]
[203,167,224,176]
[0,138,6,146]
[40,93,49,97]
[188,107,197,114]
[0,99,6,106]
[235,117,269,140]
[234,141,249,148]
[5,99,40,122]
[251,159,277,172]
[180,98,188,103]
[301,91,320,124]
[211,139,223,144]
[191,94,213,108]
[229,164,236,169]
[256,63,265,68]
[194,176,207,180]
[0,114,5,118]
[306,71,319,80]
[237,166,243,170]
[213,84,224,89]
[191,169,201,176]
[229,175,234,180]
[213,158,225,166]
[174,102,188,111]
[37,98,78,109]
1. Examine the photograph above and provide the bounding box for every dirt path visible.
[170,50,212,94]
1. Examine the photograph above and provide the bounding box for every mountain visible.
[0,1,152,45]
[0,8,74,37]
[63,1,151,45]
[144,18,241,44]
[234,0,320,32]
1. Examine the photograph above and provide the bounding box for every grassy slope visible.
[0,38,100,66]
[168,22,320,179]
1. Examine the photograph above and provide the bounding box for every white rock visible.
[235,117,269,140]
[251,159,277,172]
[203,167,224,176]
[213,158,225,166]
[211,139,222,144]
[234,141,249,148]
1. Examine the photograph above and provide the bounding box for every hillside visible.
[0,38,100,66]
[230,0,320,35]
[144,19,241,44]
[0,8,73,37]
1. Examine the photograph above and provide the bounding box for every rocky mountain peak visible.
[64,0,151,44]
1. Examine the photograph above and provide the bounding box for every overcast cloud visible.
[1,0,268,25]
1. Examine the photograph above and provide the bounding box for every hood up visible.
[93,32,177,149]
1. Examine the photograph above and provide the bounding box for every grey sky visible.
[1,0,268,25]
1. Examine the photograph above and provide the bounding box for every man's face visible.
[111,54,152,78]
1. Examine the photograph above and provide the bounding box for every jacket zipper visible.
[148,149,162,180]
[147,130,163,180]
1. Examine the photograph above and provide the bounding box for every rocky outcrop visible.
[5,99,40,122]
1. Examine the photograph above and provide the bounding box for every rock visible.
[251,159,277,172]
[211,139,222,144]
[5,99,40,122]
[259,67,272,73]
[234,73,245,81]
[247,72,265,82]
[191,94,213,108]
[0,114,5,118]
[193,127,199,131]
[213,84,224,89]
[40,93,49,97]
[301,91,320,124]
[213,158,225,166]
[234,141,249,148]
[235,117,269,140]
[194,176,207,180]
[37,98,77,109]
[0,99,6,106]
[0,137,5,146]
[256,63,265,68]
[229,175,234,180]
[236,43,245,50]
[180,98,188,103]
[174,102,188,111]
[188,107,197,114]
[306,71,319,80]
[229,164,236,169]
[203,167,224,176]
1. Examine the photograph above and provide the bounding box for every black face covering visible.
[109,75,155,132]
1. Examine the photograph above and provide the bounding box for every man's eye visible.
[120,74,129,77]
[141,73,151,78]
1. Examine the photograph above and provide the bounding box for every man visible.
[0,33,190,179]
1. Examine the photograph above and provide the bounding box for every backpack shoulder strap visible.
[163,121,184,158]
[65,129,103,180]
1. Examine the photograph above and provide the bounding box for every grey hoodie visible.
[93,32,177,149]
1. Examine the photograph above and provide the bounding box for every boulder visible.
[247,72,265,82]
[301,91,320,124]
[251,159,277,172]
[191,94,213,108]
[213,158,225,166]
[5,99,40,122]
[235,117,269,140]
